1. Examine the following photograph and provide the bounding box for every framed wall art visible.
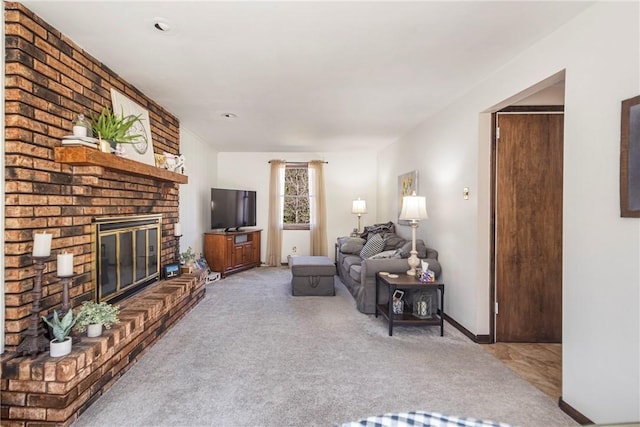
[110,88,156,167]
[397,170,418,225]
[620,94,640,217]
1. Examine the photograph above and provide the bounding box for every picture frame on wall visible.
[620,94,640,217]
[110,88,156,167]
[397,170,418,225]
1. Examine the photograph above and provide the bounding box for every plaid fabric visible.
[341,411,515,427]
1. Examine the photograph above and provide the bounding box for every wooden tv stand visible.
[204,229,261,278]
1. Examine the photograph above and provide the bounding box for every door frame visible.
[489,105,565,343]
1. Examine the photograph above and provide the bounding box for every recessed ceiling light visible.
[153,20,171,32]
[221,113,238,119]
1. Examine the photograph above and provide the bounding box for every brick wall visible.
[1,273,207,426]
[4,2,182,350]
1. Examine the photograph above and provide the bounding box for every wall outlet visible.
[292,246,297,253]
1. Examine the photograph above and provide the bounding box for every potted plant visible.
[90,105,144,150]
[75,301,120,338]
[42,309,76,357]
[180,246,198,273]
[180,246,197,265]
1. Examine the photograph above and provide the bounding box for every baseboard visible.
[558,397,594,425]
[443,313,491,344]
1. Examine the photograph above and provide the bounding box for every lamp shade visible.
[399,194,428,221]
[352,199,367,215]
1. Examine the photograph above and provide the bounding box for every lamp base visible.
[406,251,420,276]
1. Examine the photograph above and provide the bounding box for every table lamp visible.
[399,191,428,276]
[352,198,367,233]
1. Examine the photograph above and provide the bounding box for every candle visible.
[33,233,52,257]
[57,252,74,276]
[174,222,181,236]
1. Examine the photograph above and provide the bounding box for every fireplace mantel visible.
[54,146,188,184]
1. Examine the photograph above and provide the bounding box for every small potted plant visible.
[180,246,198,273]
[42,309,76,357]
[90,105,144,150]
[75,301,120,338]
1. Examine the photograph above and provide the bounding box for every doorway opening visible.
[486,73,565,400]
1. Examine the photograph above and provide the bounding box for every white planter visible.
[49,337,72,357]
[87,323,103,337]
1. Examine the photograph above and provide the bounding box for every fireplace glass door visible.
[95,215,161,303]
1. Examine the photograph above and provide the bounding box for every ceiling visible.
[20,1,592,153]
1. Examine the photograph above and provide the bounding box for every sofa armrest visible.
[361,258,412,277]
[425,247,438,260]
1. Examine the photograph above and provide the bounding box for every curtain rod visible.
[267,160,328,164]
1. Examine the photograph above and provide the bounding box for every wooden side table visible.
[375,273,445,336]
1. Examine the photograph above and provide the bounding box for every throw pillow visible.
[368,249,402,259]
[399,239,427,259]
[383,234,406,251]
[340,238,366,255]
[360,221,395,241]
[359,233,385,259]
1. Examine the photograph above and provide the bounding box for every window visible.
[283,164,309,230]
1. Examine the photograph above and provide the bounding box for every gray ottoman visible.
[290,256,336,296]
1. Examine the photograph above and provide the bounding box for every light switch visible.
[463,187,470,200]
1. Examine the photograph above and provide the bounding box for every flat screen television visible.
[211,188,257,231]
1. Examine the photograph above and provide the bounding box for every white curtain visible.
[265,160,285,266]
[308,160,327,256]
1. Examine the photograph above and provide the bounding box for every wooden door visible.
[495,113,563,342]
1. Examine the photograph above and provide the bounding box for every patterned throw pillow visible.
[359,233,385,259]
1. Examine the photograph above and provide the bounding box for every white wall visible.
[217,151,378,262]
[179,127,218,257]
[377,2,639,423]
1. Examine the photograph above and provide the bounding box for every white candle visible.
[33,233,52,257]
[174,222,181,236]
[57,253,74,276]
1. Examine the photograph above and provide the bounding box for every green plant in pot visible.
[42,309,76,357]
[90,105,144,150]
[180,246,197,268]
[180,246,198,273]
[75,301,120,338]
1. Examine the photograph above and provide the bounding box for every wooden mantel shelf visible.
[54,146,188,184]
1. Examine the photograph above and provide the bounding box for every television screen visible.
[211,188,256,231]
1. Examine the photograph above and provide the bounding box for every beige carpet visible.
[72,267,577,427]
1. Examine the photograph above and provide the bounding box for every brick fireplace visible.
[3,2,182,349]
[2,4,205,425]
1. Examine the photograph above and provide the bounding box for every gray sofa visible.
[336,222,441,314]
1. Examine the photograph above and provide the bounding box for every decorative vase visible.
[49,337,72,357]
[87,323,103,337]
[392,298,404,314]
[72,113,90,137]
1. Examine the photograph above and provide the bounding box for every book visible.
[61,139,98,148]
[62,135,99,143]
